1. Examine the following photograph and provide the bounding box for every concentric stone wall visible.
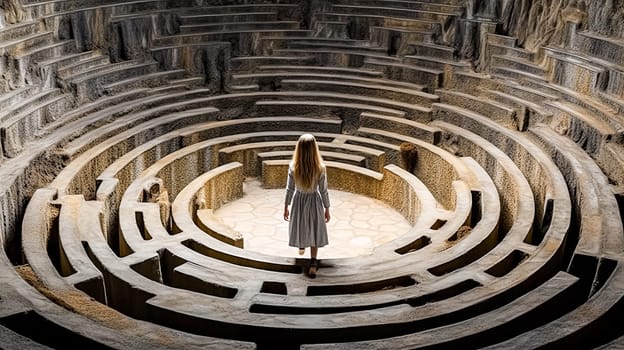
[0,0,623,349]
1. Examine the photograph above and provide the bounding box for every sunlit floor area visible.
[215,178,412,259]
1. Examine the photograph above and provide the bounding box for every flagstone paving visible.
[215,178,412,259]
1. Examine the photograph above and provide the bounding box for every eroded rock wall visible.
[493,0,624,50]
[0,0,23,25]
[585,0,624,39]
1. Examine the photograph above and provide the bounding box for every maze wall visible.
[1,0,624,349]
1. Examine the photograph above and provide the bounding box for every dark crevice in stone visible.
[485,250,529,277]
[306,275,416,296]
[0,311,111,349]
[395,235,431,255]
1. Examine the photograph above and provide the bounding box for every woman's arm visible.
[284,206,290,221]
[319,168,330,222]
[284,167,295,221]
[318,169,330,208]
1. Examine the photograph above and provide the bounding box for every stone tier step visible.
[521,78,624,137]
[179,21,302,34]
[39,88,153,134]
[32,0,162,20]
[57,56,115,81]
[258,64,384,78]
[0,31,53,55]
[487,42,536,61]
[486,33,518,47]
[331,0,463,14]
[409,42,456,60]
[36,50,103,71]
[328,4,463,20]
[543,100,620,155]
[404,54,471,71]
[0,86,37,111]
[177,11,278,24]
[286,40,387,53]
[0,87,58,121]
[491,55,546,76]
[0,20,39,42]
[12,39,75,62]
[0,89,73,157]
[317,12,441,32]
[231,56,316,71]
[103,69,187,95]
[363,58,443,92]
[59,56,137,81]
[168,76,205,88]
[176,4,301,18]
[490,66,549,83]
[436,89,517,130]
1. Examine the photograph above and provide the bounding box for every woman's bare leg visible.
[309,247,319,277]
[310,247,318,259]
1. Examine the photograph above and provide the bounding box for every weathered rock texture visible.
[0,0,623,349]
[495,0,624,50]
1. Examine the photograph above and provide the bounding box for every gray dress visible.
[285,167,330,248]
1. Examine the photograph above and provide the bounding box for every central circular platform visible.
[214,178,413,259]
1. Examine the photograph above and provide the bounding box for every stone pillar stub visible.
[562,7,587,49]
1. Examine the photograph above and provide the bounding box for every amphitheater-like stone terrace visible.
[0,0,624,348]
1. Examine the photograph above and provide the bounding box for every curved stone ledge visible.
[174,162,245,247]
[2,0,624,348]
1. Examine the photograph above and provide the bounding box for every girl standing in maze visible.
[283,134,331,278]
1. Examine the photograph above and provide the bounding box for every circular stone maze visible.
[0,0,623,349]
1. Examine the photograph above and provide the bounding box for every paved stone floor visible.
[215,178,412,259]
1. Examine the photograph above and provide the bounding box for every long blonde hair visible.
[291,134,325,191]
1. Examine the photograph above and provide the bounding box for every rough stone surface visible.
[215,178,411,258]
[0,0,623,348]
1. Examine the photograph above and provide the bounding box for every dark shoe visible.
[308,258,318,278]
